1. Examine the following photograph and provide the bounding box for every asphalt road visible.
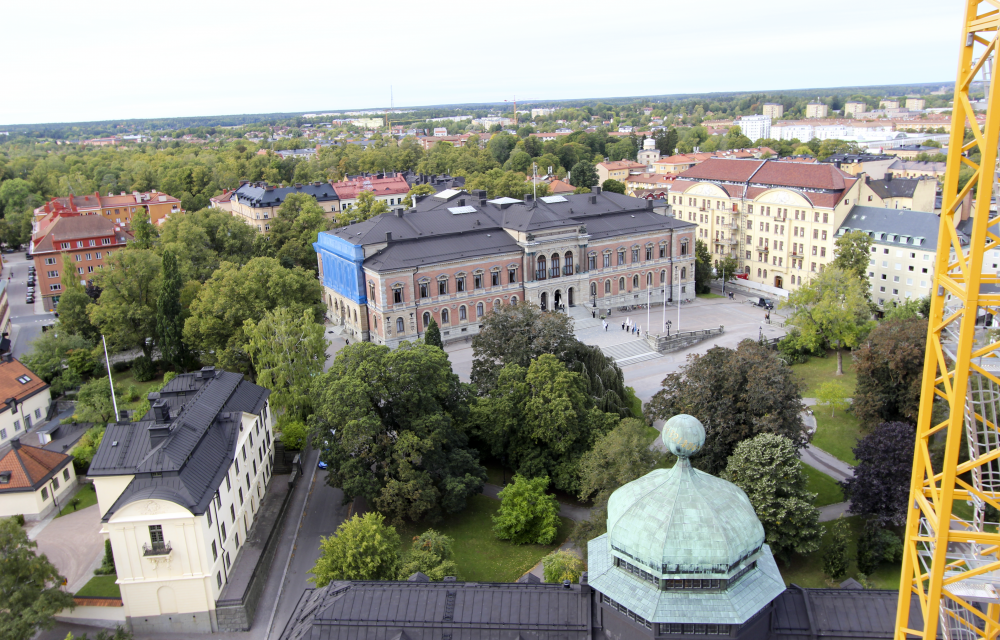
[5,251,55,358]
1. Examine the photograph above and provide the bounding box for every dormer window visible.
[0,471,10,484]
[15,375,30,384]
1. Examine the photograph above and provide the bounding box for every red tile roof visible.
[31,215,132,254]
[680,159,765,182]
[750,161,851,190]
[547,179,575,194]
[0,359,48,408]
[333,175,410,200]
[0,441,70,492]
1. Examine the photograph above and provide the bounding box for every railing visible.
[549,268,560,278]
[729,222,740,230]
[143,541,172,556]
[563,266,574,276]
[535,270,546,280]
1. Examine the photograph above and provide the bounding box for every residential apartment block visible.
[31,213,133,310]
[906,98,926,111]
[313,188,696,347]
[762,103,784,119]
[89,367,275,634]
[805,102,829,118]
[34,191,183,227]
[837,206,941,305]
[736,115,771,142]
[0,356,51,452]
[596,161,646,185]
[844,101,867,117]
[859,175,937,211]
[668,159,862,291]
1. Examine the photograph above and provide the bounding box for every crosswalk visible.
[600,340,663,366]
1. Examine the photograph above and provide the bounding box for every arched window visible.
[745,266,751,275]
[680,267,687,280]
[564,251,573,275]
[660,270,666,284]
[619,277,625,291]
[368,283,375,301]
[510,296,518,305]
[633,274,639,288]
[604,280,611,294]
[459,305,467,321]
[591,282,597,296]
[477,302,484,318]
[396,318,404,333]
[493,299,501,308]
[422,311,430,328]
[763,269,768,279]
[442,308,449,324]
[757,268,762,277]
[647,273,653,286]
[537,256,546,279]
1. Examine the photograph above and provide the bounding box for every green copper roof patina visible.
[606,415,764,576]
[587,415,786,625]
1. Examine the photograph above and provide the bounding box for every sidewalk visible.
[32,503,105,595]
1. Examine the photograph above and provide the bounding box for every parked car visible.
[755,298,775,310]
[25,296,34,304]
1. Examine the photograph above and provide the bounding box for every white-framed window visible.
[46,270,58,278]
[60,243,69,250]
[49,284,62,291]
[102,238,111,245]
[45,258,56,265]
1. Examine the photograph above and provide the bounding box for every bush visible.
[123,385,140,403]
[277,416,309,450]
[542,549,584,583]
[93,539,116,575]
[71,425,105,475]
[130,355,156,382]
[399,529,458,581]
[111,361,130,374]
[856,521,903,574]
[11,514,25,526]
[492,475,560,545]
[777,330,811,364]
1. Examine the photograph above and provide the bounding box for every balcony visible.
[563,266,574,276]
[549,268,560,278]
[729,222,740,230]
[759,246,770,254]
[143,541,172,557]
[535,270,547,281]
[725,237,738,245]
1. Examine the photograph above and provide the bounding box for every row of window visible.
[587,270,687,296]
[403,298,519,334]
[613,556,756,591]
[674,197,833,224]
[873,273,927,288]
[409,268,518,301]
[38,468,73,501]
[0,409,40,441]
[59,238,113,250]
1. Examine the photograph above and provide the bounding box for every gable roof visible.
[31,215,132,254]
[866,176,928,199]
[0,441,71,493]
[89,368,269,519]
[0,358,49,413]
[839,205,946,249]
[234,181,340,209]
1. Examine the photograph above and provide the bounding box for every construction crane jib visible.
[896,2,1000,638]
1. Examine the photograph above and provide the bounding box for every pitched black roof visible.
[772,586,922,639]
[235,181,340,208]
[279,580,592,640]
[839,205,948,249]
[865,176,932,199]
[323,188,694,273]
[89,368,269,521]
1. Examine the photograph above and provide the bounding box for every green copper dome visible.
[606,415,764,576]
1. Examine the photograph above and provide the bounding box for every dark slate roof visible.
[89,368,269,520]
[365,230,522,272]
[838,205,949,249]
[322,189,694,264]
[402,172,467,192]
[865,176,930,199]
[822,153,896,165]
[234,181,340,208]
[771,586,922,639]
[278,581,592,640]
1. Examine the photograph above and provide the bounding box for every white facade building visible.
[737,115,771,142]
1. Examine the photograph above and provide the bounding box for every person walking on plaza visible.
[621,321,626,331]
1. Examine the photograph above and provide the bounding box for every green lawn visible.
[778,515,901,589]
[75,574,120,598]
[57,484,97,518]
[697,292,724,299]
[394,494,573,582]
[811,410,862,466]
[644,425,660,445]
[802,464,844,507]
[791,353,857,397]
[111,371,165,412]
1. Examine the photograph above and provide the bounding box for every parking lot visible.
[5,251,56,359]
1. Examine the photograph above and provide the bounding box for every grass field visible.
[791,353,857,397]
[778,515,901,589]
[57,484,97,518]
[811,411,862,466]
[111,371,165,412]
[802,465,844,507]
[697,293,724,299]
[394,494,573,582]
[75,574,120,598]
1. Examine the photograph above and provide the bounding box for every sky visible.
[2,0,960,125]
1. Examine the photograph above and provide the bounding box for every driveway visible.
[33,502,105,593]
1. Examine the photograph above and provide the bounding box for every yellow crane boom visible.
[897,2,1000,638]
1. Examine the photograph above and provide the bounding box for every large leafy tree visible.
[852,318,927,429]
[694,239,713,294]
[75,378,124,424]
[156,250,186,371]
[831,230,874,279]
[782,266,874,375]
[723,433,823,561]
[645,340,807,475]
[183,257,323,373]
[842,422,915,527]
[492,475,560,545]
[311,513,401,586]
[88,248,162,358]
[335,190,389,226]
[601,178,625,194]
[470,355,619,494]
[56,254,97,341]
[269,192,329,273]
[398,529,458,581]
[0,178,32,216]
[0,517,76,640]
[157,207,260,280]
[21,323,92,394]
[312,342,486,524]
[129,208,158,250]
[244,307,326,420]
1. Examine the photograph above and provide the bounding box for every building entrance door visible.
[774,275,783,289]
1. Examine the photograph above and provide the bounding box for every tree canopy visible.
[312,341,486,524]
[311,513,401,586]
[89,248,162,357]
[244,307,326,419]
[842,422,915,527]
[492,474,560,545]
[852,318,926,429]
[269,192,330,273]
[831,230,874,279]
[645,340,808,475]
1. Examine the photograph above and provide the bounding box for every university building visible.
[667,159,863,292]
[313,187,696,347]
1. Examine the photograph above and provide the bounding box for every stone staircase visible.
[567,306,604,330]
[600,340,663,366]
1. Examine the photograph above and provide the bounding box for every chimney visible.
[198,366,217,379]
[394,209,403,218]
[590,195,597,204]
[148,423,170,449]
[458,198,466,207]
[10,438,20,450]
[885,173,891,182]
[524,194,533,203]
[591,186,602,194]
[386,232,393,242]
[646,199,654,210]
[118,409,130,423]
[152,399,170,423]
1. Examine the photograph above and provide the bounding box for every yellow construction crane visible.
[896,2,1000,638]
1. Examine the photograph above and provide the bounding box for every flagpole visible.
[103,335,119,419]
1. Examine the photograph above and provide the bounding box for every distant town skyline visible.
[4,0,957,125]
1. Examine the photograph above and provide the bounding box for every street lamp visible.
[675,265,680,332]
[666,320,672,337]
